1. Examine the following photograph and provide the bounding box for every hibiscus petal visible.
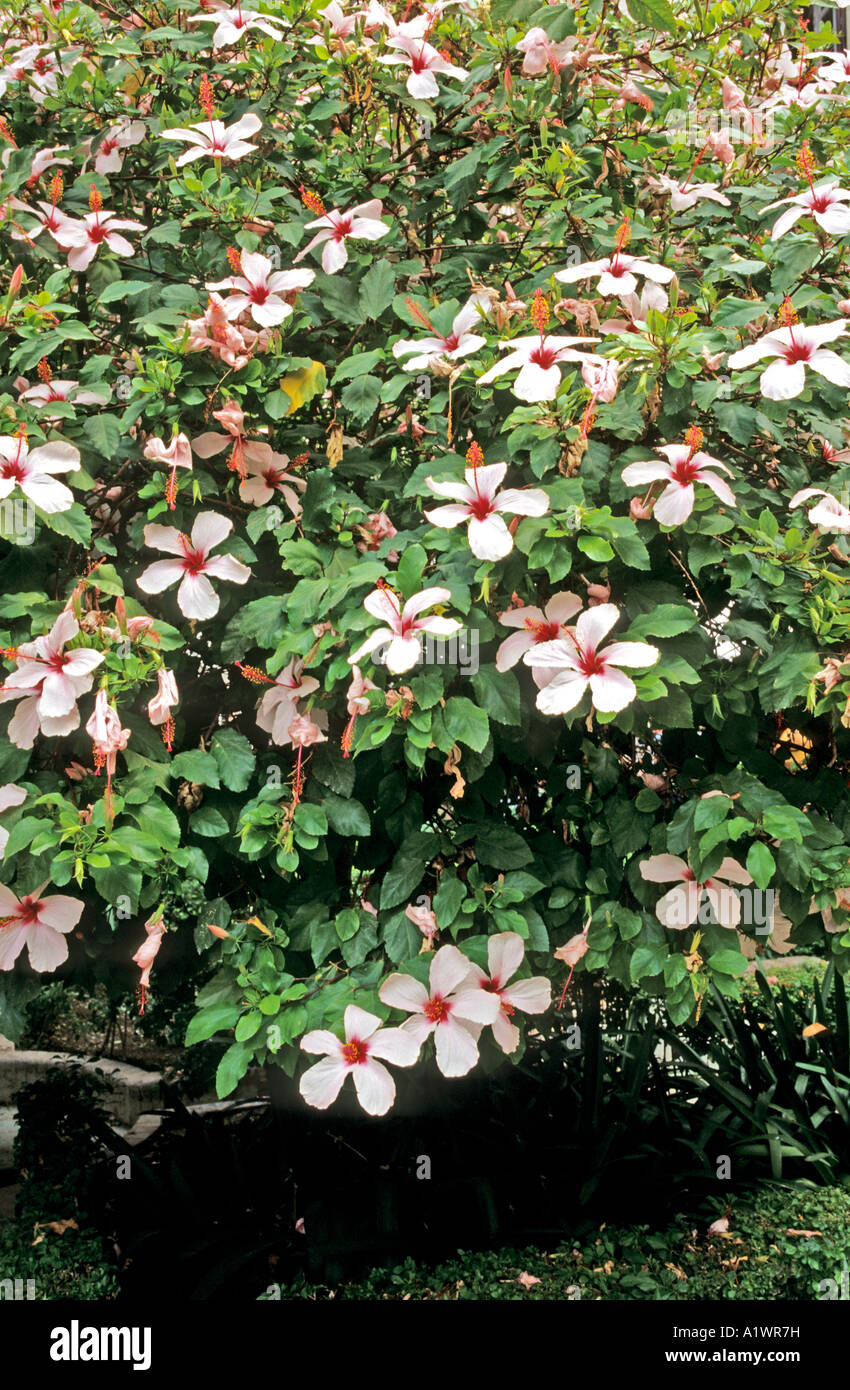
[352,1058,396,1115]
[379,971,429,1012]
[191,511,233,554]
[367,1027,420,1067]
[177,571,219,620]
[503,976,552,1014]
[299,1055,348,1110]
[434,1016,480,1077]
[467,513,513,560]
[137,559,185,594]
[487,931,525,985]
[430,944,474,997]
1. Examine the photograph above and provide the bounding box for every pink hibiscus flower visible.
[147,668,179,728]
[206,251,315,327]
[727,303,850,401]
[254,658,320,747]
[555,218,674,298]
[789,487,850,533]
[378,944,501,1078]
[523,604,659,716]
[92,120,146,174]
[17,377,107,412]
[293,198,390,275]
[143,432,193,510]
[186,3,288,47]
[465,932,551,1055]
[495,591,583,672]
[378,36,469,99]
[424,457,549,561]
[85,688,130,821]
[640,853,752,929]
[0,784,26,857]
[238,451,305,513]
[621,433,736,526]
[348,584,461,675]
[182,294,261,370]
[0,610,103,748]
[299,1003,420,1116]
[132,909,166,1013]
[137,512,251,620]
[0,432,80,513]
[0,882,83,973]
[764,179,850,240]
[392,296,488,373]
[53,190,145,272]
[160,112,262,165]
[517,27,579,76]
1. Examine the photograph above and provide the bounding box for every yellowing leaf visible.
[802,1022,830,1038]
[778,727,812,768]
[244,915,272,936]
[278,362,327,415]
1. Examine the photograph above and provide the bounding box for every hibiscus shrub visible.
[3,0,850,1112]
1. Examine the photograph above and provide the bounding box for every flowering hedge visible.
[3,0,850,1112]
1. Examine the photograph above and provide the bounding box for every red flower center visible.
[469,495,494,520]
[342,1039,369,1065]
[424,995,450,1024]
[332,216,353,242]
[88,224,106,244]
[577,647,606,678]
[783,339,812,365]
[670,458,701,485]
[250,285,269,304]
[529,343,557,369]
[181,546,207,575]
[524,617,560,641]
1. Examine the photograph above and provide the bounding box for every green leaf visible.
[628,605,697,639]
[471,668,521,725]
[336,908,360,941]
[444,697,489,752]
[433,872,466,928]
[323,791,371,837]
[98,278,153,303]
[40,504,91,547]
[215,1041,254,1098]
[577,535,614,562]
[190,805,229,837]
[83,414,123,459]
[630,942,668,982]
[235,1009,263,1041]
[396,543,428,598]
[358,259,396,319]
[340,374,382,422]
[694,795,732,831]
[626,0,677,31]
[132,798,180,849]
[211,728,256,792]
[171,749,221,788]
[186,1002,242,1045]
[708,949,748,976]
[475,826,533,869]
[746,841,776,889]
[220,596,286,658]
